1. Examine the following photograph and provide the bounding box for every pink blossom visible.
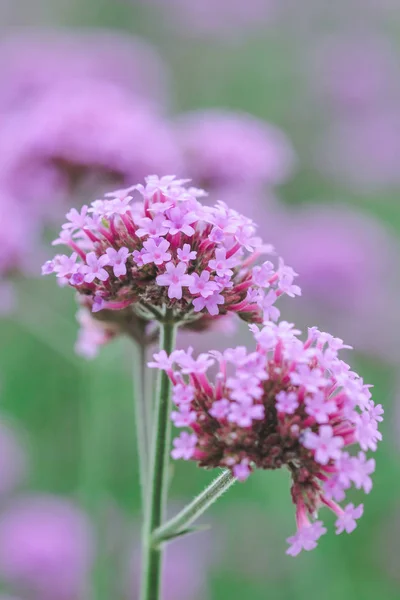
[171,406,197,427]
[136,214,169,238]
[177,244,197,263]
[141,238,172,266]
[82,252,110,283]
[54,253,78,278]
[367,401,384,422]
[276,391,299,414]
[233,459,252,482]
[228,402,264,427]
[193,291,225,316]
[302,426,344,465]
[74,308,116,359]
[63,205,90,231]
[305,392,337,424]
[172,384,195,405]
[132,248,146,267]
[290,365,328,394]
[109,196,133,216]
[335,504,364,535]
[355,412,382,452]
[323,475,347,503]
[171,432,198,460]
[163,206,197,236]
[286,522,327,556]
[228,376,263,403]
[258,289,280,322]
[148,350,176,370]
[352,452,375,494]
[209,399,231,419]
[175,351,215,375]
[189,271,219,298]
[105,247,130,277]
[208,249,236,278]
[41,260,55,275]
[156,262,194,300]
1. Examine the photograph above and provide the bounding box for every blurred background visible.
[0,0,400,598]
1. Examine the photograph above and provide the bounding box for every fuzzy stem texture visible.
[152,470,236,545]
[133,340,152,506]
[140,317,177,600]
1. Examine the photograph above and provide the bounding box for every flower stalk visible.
[133,339,152,506]
[152,469,236,546]
[140,315,177,600]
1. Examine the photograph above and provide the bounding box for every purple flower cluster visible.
[0,199,39,314]
[42,176,300,326]
[176,110,296,190]
[0,27,296,318]
[0,28,170,112]
[0,495,94,600]
[151,322,382,554]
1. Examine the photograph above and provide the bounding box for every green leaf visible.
[154,524,211,545]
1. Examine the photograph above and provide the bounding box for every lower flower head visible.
[152,321,382,554]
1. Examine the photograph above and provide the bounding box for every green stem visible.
[152,470,236,545]
[133,341,151,507]
[140,318,177,600]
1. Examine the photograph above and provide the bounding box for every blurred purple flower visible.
[0,82,182,216]
[0,418,27,496]
[139,0,278,38]
[176,110,296,189]
[311,33,400,114]
[0,199,40,313]
[0,28,170,113]
[276,204,400,361]
[0,495,94,600]
[317,112,400,191]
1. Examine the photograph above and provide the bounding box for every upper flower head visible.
[43,176,299,326]
[154,322,382,554]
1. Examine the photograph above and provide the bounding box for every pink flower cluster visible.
[151,321,382,555]
[42,176,300,326]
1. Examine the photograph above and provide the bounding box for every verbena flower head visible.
[43,176,299,326]
[153,322,382,554]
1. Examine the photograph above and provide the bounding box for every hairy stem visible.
[140,318,176,600]
[133,341,152,506]
[152,470,236,545]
